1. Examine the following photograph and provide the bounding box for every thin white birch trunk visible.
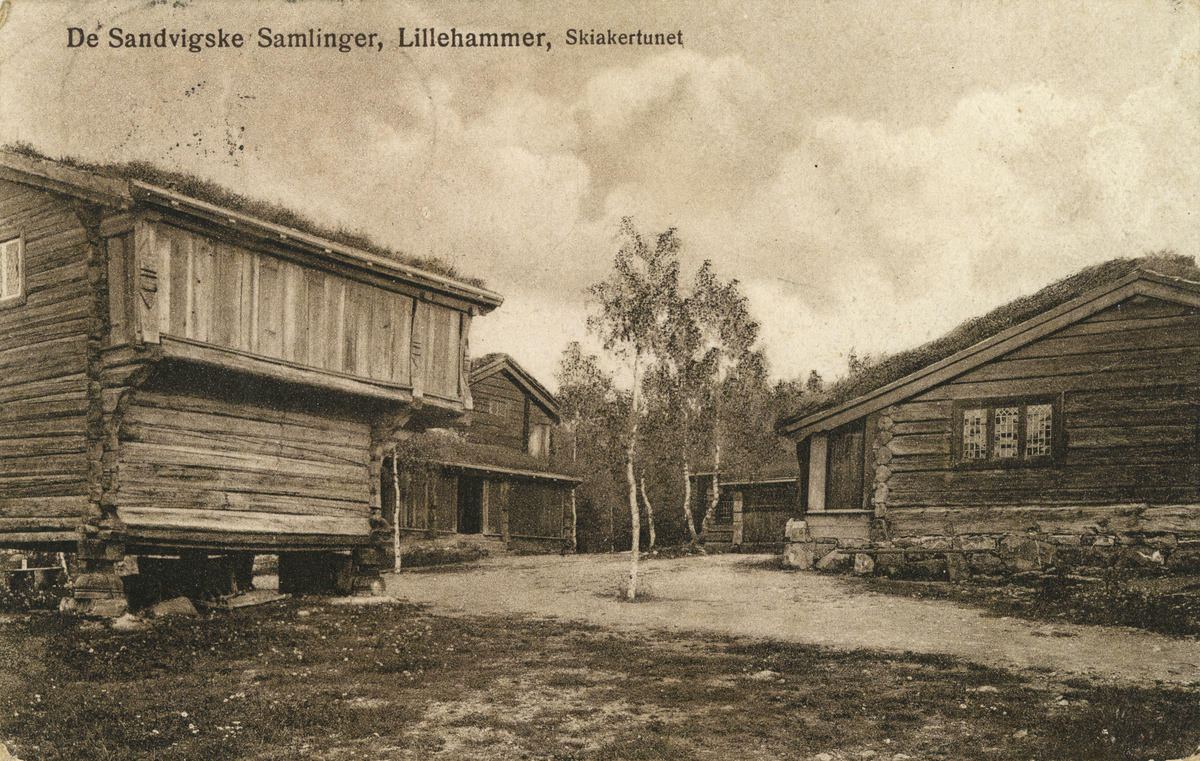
[391,452,402,571]
[626,355,641,600]
[640,474,656,549]
[682,460,698,542]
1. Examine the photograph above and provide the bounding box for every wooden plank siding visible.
[114,221,464,396]
[468,373,531,450]
[114,390,372,539]
[877,295,1200,534]
[0,181,91,532]
[467,371,556,453]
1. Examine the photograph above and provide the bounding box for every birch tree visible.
[687,261,759,536]
[555,342,618,552]
[588,218,683,600]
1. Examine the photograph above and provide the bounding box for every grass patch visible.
[847,573,1200,637]
[398,545,490,569]
[1,599,1198,760]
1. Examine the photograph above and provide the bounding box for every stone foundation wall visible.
[784,517,1200,578]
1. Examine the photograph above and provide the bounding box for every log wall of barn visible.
[114,387,373,548]
[872,295,1200,571]
[0,181,91,542]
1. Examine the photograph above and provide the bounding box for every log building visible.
[777,256,1200,576]
[0,151,502,614]
[384,354,580,556]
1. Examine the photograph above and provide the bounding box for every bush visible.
[398,545,489,569]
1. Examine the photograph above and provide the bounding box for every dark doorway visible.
[457,476,484,534]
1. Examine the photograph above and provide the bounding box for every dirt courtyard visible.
[387,552,1200,687]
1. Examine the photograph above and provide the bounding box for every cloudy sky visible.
[2,0,1196,387]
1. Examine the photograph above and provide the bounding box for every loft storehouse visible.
[0,151,502,614]
[777,256,1200,575]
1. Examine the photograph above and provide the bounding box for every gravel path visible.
[385,552,1200,687]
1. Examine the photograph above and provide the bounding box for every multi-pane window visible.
[1,237,23,303]
[955,398,1059,465]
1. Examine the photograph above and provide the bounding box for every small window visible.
[0,237,23,304]
[528,422,552,459]
[953,397,1061,466]
[488,399,512,419]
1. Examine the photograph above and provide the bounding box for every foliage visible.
[587,218,686,597]
[398,544,490,569]
[569,218,805,556]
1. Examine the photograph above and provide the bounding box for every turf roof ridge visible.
[1,141,485,288]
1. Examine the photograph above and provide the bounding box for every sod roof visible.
[777,253,1200,432]
[1,141,483,288]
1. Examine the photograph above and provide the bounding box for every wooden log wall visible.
[117,221,467,399]
[0,181,91,539]
[880,295,1200,537]
[740,482,799,545]
[113,389,372,544]
[507,481,565,539]
[467,371,556,452]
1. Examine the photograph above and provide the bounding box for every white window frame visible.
[0,236,24,306]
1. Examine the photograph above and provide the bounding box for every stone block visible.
[816,549,851,572]
[1055,547,1116,570]
[947,553,971,582]
[1116,546,1164,569]
[784,520,811,543]
[1143,534,1179,550]
[905,558,946,579]
[1049,534,1081,546]
[149,596,198,617]
[1089,535,1116,547]
[783,543,815,570]
[73,598,129,618]
[998,536,1054,572]
[840,538,869,550]
[917,536,953,551]
[968,553,1005,574]
[1166,548,1200,574]
[955,535,996,552]
[853,553,875,576]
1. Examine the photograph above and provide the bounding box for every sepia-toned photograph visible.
[0,1,1197,758]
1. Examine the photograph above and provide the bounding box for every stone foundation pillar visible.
[350,544,386,596]
[782,519,815,570]
[70,529,128,617]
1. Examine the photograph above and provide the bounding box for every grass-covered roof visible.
[779,253,1199,429]
[2,141,483,288]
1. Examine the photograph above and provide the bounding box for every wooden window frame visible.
[951,394,1064,468]
[0,234,26,308]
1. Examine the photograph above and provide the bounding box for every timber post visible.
[500,481,511,548]
[71,202,129,617]
[354,414,412,596]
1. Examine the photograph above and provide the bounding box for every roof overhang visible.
[431,460,581,484]
[471,355,560,422]
[778,269,1200,442]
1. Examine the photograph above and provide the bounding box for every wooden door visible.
[826,421,865,511]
